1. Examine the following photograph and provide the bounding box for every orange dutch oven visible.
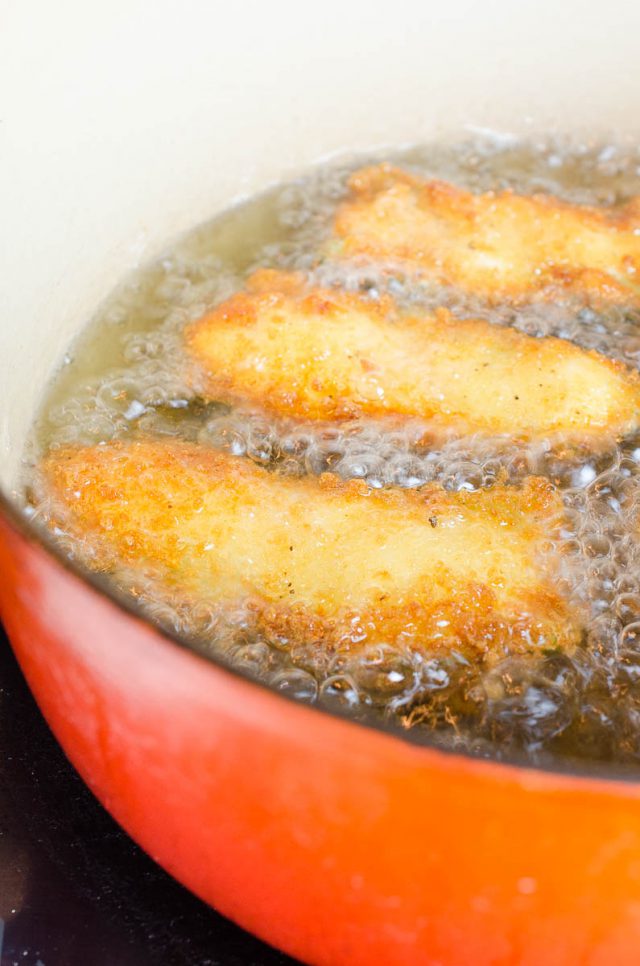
[3,2,640,963]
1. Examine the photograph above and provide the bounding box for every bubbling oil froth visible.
[22,134,640,768]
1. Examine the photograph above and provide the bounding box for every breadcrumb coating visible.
[332,163,640,304]
[42,440,581,660]
[186,269,640,444]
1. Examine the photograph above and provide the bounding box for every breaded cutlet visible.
[42,439,581,660]
[186,269,640,444]
[332,163,640,304]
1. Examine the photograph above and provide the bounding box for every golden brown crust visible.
[332,163,640,304]
[186,270,640,444]
[41,439,582,661]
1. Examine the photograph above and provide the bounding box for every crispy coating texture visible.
[186,269,640,444]
[332,164,640,303]
[42,440,581,660]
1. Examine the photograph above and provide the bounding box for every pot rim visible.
[3,480,639,789]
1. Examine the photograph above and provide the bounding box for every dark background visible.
[0,625,298,966]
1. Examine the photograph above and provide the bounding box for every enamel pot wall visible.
[3,2,640,963]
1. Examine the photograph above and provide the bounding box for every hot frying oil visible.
[24,135,640,770]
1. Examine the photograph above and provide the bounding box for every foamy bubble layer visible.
[22,134,640,770]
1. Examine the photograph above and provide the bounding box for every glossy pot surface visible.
[3,3,640,963]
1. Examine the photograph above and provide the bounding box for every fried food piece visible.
[332,163,640,303]
[186,269,640,444]
[42,439,580,659]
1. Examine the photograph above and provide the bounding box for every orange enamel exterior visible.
[3,511,640,965]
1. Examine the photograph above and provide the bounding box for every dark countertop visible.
[0,625,298,966]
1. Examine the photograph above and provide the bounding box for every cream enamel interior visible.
[2,0,640,492]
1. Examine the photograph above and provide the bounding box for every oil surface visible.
[23,135,640,771]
